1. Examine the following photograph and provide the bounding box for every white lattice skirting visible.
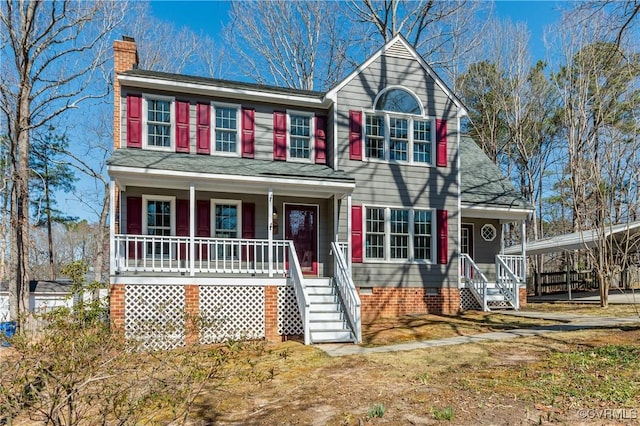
[123,283,303,350]
[460,288,481,311]
[125,284,186,351]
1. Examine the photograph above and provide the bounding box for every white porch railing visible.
[331,242,361,343]
[287,241,311,345]
[114,234,289,275]
[460,253,490,311]
[495,255,523,310]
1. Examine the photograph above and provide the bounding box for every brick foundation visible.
[519,286,527,308]
[184,285,200,345]
[264,286,280,342]
[359,287,460,321]
[109,284,125,330]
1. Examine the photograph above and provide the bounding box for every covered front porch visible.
[107,150,361,345]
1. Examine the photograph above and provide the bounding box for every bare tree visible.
[0,0,126,323]
[550,8,640,306]
[224,0,354,90]
[348,0,491,84]
[124,1,224,76]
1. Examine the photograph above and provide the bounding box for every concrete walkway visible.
[319,311,640,357]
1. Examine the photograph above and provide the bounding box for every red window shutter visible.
[241,202,255,239]
[437,209,448,264]
[315,114,327,164]
[176,199,190,260]
[273,111,287,161]
[175,101,190,153]
[436,119,448,167]
[351,205,363,263]
[196,103,210,155]
[176,199,190,236]
[127,95,142,148]
[126,196,142,259]
[241,107,255,158]
[196,200,210,237]
[349,110,362,160]
[241,202,255,262]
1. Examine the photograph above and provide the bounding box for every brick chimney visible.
[113,36,138,150]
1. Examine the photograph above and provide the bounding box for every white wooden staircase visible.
[306,278,354,343]
[460,254,524,311]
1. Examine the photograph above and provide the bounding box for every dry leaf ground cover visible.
[2,305,639,425]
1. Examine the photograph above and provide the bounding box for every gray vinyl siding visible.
[335,52,461,289]
[119,87,329,164]
[463,218,501,280]
[121,188,333,277]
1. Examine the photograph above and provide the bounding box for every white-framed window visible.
[143,94,175,151]
[364,205,435,262]
[142,195,176,258]
[287,110,314,162]
[212,103,240,155]
[481,224,497,242]
[363,86,434,165]
[211,199,241,238]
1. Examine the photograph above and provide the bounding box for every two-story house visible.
[108,35,531,349]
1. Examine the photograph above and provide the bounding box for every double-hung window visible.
[364,87,434,165]
[213,103,240,155]
[144,95,174,150]
[142,195,175,258]
[287,111,313,162]
[212,199,241,258]
[364,206,435,262]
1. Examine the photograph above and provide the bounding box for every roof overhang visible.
[108,165,356,199]
[119,75,331,109]
[461,205,531,222]
[504,221,640,255]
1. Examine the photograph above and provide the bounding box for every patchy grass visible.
[524,302,640,317]
[361,311,561,346]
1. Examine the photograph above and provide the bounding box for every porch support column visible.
[189,183,195,277]
[347,192,352,274]
[109,180,116,277]
[333,194,339,244]
[268,188,274,277]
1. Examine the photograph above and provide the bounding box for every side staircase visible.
[460,254,523,311]
[306,278,354,343]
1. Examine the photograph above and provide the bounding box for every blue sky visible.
[150,0,567,61]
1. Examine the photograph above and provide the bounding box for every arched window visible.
[374,88,422,115]
[364,87,432,164]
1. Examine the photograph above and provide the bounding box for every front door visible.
[461,224,474,278]
[285,204,318,275]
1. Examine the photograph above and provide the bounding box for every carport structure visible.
[504,221,640,299]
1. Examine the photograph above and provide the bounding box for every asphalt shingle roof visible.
[108,149,355,183]
[119,69,325,99]
[460,136,531,210]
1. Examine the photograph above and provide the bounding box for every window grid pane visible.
[215,107,238,152]
[413,120,432,163]
[215,204,238,238]
[366,208,385,259]
[290,115,311,159]
[390,209,409,259]
[147,200,171,258]
[365,115,385,160]
[414,210,432,260]
[147,99,171,147]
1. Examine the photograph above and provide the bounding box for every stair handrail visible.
[331,242,361,343]
[460,253,490,311]
[287,241,311,344]
[495,255,520,309]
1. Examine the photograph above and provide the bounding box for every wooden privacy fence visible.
[531,270,598,294]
